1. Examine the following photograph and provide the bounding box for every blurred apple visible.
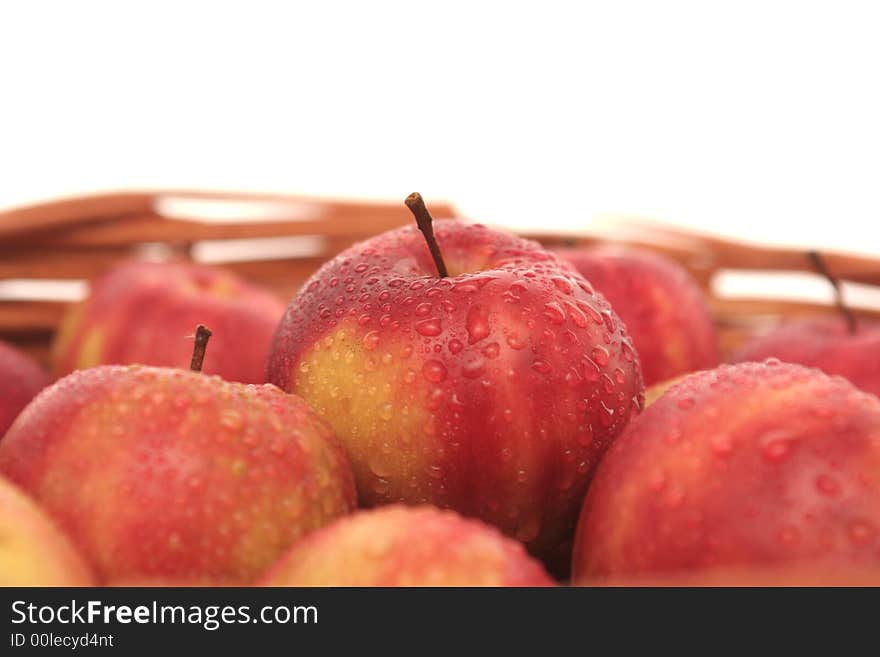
[558,245,719,386]
[0,473,95,586]
[733,251,880,397]
[52,260,285,383]
[267,195,644,569]
[0,340,48,437]
[731,317,880,397]
[572,360,880,584]
[258,505,555,586]
[0,363,356,584]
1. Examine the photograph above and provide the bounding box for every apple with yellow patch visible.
[0,334,355,585]
[267,194,644,570]
[0,474,95,586]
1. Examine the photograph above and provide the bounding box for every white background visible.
[1,1,878,254]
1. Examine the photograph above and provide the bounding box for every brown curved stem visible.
[405,192,449,278]
[807,251,856,334]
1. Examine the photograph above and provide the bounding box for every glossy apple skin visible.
[258,505,555,586]
[267,220,644,566]
[52,260,285,384]
[558,246,719,386]
[572,360,880,584]
[0,474,95,586]
[0,365,356,585]
[0,340,49,438]
[731,317,880,397]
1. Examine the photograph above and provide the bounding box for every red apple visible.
[258,505,555,586]
[0,474,95,586]
[267,195,644,568]
[52,260,285,384]
[0,340,49,437]
[0,361,356,585]
[557,245,719,386]
[731,317,880,397]
[572,360,880,584]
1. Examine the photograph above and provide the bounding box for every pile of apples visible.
[1,194,879,587]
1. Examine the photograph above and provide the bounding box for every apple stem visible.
[807,251,857,334]
[190,324,213,372]
[405,192,449,278]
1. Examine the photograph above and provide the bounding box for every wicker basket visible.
[2,190,879,368]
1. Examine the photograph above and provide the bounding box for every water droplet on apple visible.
[482,342,500,359]
[415,317,442,336]
[422,360,447,383]
[591,346,609,367]
[542,301,566,325]
[551,276,574,294]
[363,331,380,351]
[531,360,551,374]
[601,373,615,393]
[576,357,598,382]
[762,438,793,463]
[815,474,840,497]
[415,302,432,316]
[448,339,464,354]
[462,358,485,379]
[466,305,490,344]
[598,401,614,427]
[563,300,588,327]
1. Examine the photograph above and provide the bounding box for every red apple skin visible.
[0,365,356,585]
[0,340,49,438]
[52,260,285,384]
[258,505,555,587]
[557,246,719,386]
[572,360,880,584]
[267,220,644,566]
[0,474,95,586]
[731,317,880,397]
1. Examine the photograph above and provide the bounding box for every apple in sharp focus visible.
[258,505,555,586]
[557,245,719,386]
[267,194,644,569]
[0,340,49,438]
[0,473,95,586]
[0,359,356,585]
[572,360,880,584]
[52,260,285,384]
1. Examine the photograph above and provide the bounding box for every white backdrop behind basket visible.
[1,1,878,254]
